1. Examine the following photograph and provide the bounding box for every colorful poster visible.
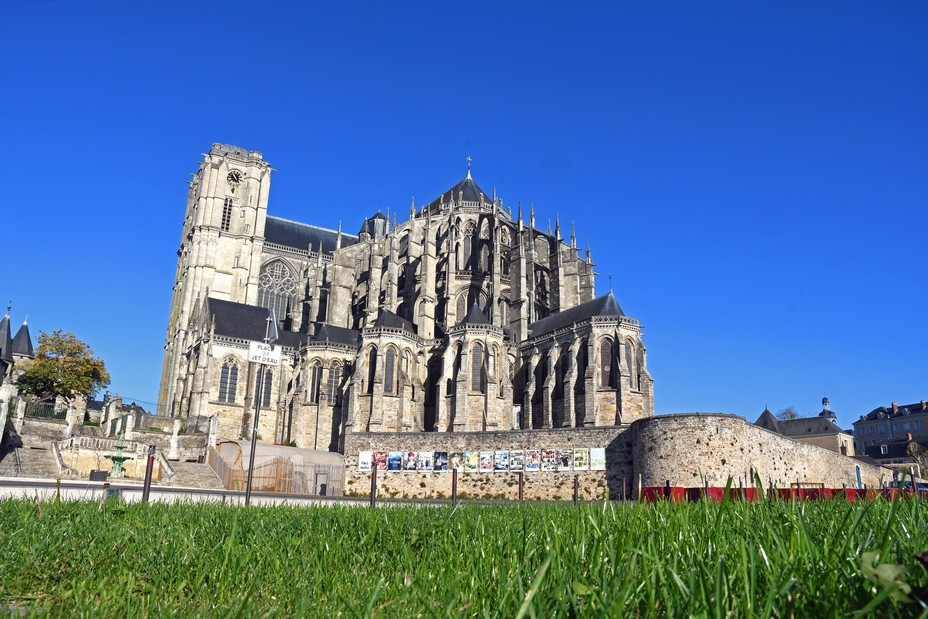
[494,451,509,471]
[434,451,449,472]
[573,449,589,471]
[590,448,606,471]
[558,449,574,471]
[509,450,525,471]
[387,451,402,471]
[417,451,434,472]
[450,452,466,472]
[525,450,541,472]
[465,451,479,472]
[541,449,558,471]
[402,451,418,471]
[479,451,495,472]
[373,451,388,471]
[358,451,372,472]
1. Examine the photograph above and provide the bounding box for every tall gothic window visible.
[384,348,396,394]
[221,198,233,232]
[327,363,341,402]
[626,340,638,390]
[472,342,486,393]
[367,347,377,394]
[600,339,615,388]
[309,362,322,404]
[218,358,238,403]
[258,261,296,321]
[256,369,273,408]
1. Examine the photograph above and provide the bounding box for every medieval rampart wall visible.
[343,414,890,499]
[631,414,887,488]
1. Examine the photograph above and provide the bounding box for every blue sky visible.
[3,2,926,428]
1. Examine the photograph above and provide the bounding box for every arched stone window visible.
[309,362,322,404]
[256,368,273,408]
[384,348,397,394]
[472,342,486,393]
[258,260,296,321]
[463,222,475,269]
[218,358,238,403]
[600,339,615,388]
[327,362,341,402]
[625,339,637,390]
[367,348,377,394]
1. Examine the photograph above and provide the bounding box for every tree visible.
[15,330,110,408]
[776,406,800,421]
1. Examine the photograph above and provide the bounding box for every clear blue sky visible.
[3,2,926,428]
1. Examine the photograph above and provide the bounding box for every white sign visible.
[248,341,281,366]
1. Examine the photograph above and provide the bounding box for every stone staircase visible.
[166,461,224,490]
[0,446,62,479]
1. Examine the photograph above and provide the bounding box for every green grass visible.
[1,497,927,617]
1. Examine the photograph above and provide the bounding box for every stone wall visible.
[344,413,890,500]
[631,414,888,488]
[344,426,633,501]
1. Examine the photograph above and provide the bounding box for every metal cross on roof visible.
[466,155,472,178]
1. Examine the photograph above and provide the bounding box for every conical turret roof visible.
[13,320,34,358]
[0,306,12,364]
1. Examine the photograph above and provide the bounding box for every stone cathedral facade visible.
[159,144,653,452]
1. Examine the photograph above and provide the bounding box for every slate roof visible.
[12,321,33,358]
[426,175,493,211]
[311,323,360,347]
[0,309,12,364]
[863,439,928,461]
[860,401,928,422]
[373,309,417,334]
[527,291,624,338]
[754,408,849,437]
[206,298,308,348]
[264,216,358,253]
[459,303,490,326]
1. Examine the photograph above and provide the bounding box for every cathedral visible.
[159,144,653,452]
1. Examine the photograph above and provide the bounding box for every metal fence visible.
[19,399,68,420]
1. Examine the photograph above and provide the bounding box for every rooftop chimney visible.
[922,400,927,411]
[892,401,898,413]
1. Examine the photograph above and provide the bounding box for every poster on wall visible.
[573,449,589,471]
[358,451,373,472]
[373,451,388,471]
[450,452,465,471]
[479,451,495,472]
[417,451,434,472]
[387,451,402,471]
[434,451,449,472]
[541,449,558,471]
[590,448,606,471]
[465,451,479,472]
[494,451,509,471]
[403,451,418,471]
[509,450,525,471]
[557,449,574,471]
[525,450,541,472]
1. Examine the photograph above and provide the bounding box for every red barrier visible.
[640,487,687,503]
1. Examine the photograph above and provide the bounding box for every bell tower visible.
[158,144,271,416]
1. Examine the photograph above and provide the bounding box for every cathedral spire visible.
[336,221,343,250]
[466,155,472,179]
[547,219,552,236]
[570,221,576,249]
[585,241,592,264]
[410,196,415,219]
[530,204,535,229]
[555,214,561,240]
